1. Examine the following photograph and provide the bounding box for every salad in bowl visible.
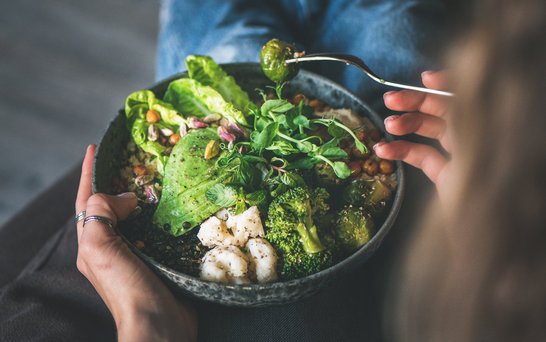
[93,45,402,306]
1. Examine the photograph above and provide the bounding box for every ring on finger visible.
[75,210,86,223]
[83,215,114,230]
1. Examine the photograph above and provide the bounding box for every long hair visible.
[393,0,546,341]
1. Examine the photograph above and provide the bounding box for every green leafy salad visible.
[115,49,397,284]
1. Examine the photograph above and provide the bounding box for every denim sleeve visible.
[156,0,296,80]
[308,0,450,113]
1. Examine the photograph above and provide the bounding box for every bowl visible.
[93,63,405,307]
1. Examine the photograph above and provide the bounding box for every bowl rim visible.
[94,62,405,291]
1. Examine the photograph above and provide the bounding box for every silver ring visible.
[83,215,114,229]
[75,210,86,223]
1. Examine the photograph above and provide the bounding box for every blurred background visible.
[0,0,159,225]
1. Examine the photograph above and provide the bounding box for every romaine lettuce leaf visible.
[164,78,249,127]
[153,128,227,236]
[185,55,251,112]
[124,90,186,174]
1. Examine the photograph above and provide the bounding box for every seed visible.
[203,113,222,123]
[134,240,145,250]
[169,133,181,145]
[179,122,188,137]
[379,159,395,174]
[363,159,379,176]
[160,128,174,137]
[218,118,229,128]
[189,117,208,129]
[204,140,220,159]
[147,124,159,141]
[351,145,369,159]
[133,165,147,176]
[146,110,160,123]
[292,93,305,105]
[183,221,191,229]
[348,160,362,176]
[144,185,159,204]
[308,99,322,110]
[218,126,236,142]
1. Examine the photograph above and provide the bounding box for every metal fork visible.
[285,53,454,97]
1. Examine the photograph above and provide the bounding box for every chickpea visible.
[308,98,323,110]
[355,130,366,141]
[363,159,379,176]
[133,165,147,176]
[292,93,306,105]
[146,110,160,123]
[351,145,370,159]
[134,240,145,250]
[379,159,395,174]
[169,133,181,145]
[348,160,362,176]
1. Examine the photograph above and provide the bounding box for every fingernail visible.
[383,91,396,99]
[128,205,142,219]
[373,142,385,151]
[422,70,435,77]
[384,115,400,124]
[117,192,136,199]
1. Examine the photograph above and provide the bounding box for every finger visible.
[81,192,137,249]
[384,113,449,151]
[383,90,451,118]
[421,70,451,91]
[373,140,447,184]
[76,144,96,242]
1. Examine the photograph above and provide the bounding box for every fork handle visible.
[285,54,455,97]
[381,81,455,97]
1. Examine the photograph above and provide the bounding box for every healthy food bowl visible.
[93,61,404,307]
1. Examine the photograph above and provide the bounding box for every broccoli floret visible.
[310,187,330,216]
[266,227,333,280]
[335,205,375,253]
[266,187,333,279]
[267,187,328,253]
[342,179,393,216]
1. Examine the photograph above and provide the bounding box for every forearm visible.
[115,301,197,342]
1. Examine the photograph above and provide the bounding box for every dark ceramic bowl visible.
[93,63,405,307]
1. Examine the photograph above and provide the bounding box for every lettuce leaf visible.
[164,78,249,126]
[185,55,251,112]
[124,90,186,174]
[153,128,227,236]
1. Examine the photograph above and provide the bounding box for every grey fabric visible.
[0,165,80,288]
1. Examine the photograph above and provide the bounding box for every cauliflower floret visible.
[226,206,265,246]
[200,246,250,284]
[214,208,230,221]
[197,216,234,247]
[246,238,278,283]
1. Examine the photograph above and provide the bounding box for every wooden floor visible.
[0,0,159,225]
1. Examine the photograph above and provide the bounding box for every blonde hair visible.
[393,0,546,341]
